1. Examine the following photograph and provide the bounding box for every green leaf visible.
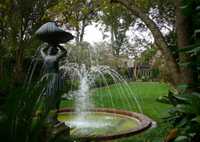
[157,96,170,104]
[192,115,200,123]
[178,43,200,52]
[174,136,188,142]
[176,104,193,114]
[177,84,189,93]
[187,46,200,55]
[177,118,188,127]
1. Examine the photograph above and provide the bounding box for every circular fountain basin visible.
[57,108,152,141]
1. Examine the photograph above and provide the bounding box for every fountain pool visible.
[57,108,152,141]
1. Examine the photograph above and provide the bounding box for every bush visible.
[158,90,200,142]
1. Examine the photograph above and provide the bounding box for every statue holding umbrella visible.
[35,22,74,121]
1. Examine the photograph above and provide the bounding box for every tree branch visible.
[110,0,181,84]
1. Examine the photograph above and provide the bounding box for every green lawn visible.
[60,82,171,142]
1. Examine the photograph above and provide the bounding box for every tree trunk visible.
[80,19,87,42]
[12,46,24,85]
[175,0,193,85]
[113,0,181,85]
[0,59,3,80]
[75,26,80,43]
[134,63,138,80]
[111,27,116,55]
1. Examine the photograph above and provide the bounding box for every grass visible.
[60,82,171,142]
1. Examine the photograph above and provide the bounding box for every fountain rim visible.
[57,108,153,141]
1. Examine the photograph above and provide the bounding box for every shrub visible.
[158,90,200,142]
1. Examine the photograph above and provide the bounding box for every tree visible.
[175,0,193,85]
[98,2,135,56]
[111,0,181,85]
[0,0,58,84]
[47,0,98,43]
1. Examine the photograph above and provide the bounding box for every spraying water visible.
[74,64,92,118]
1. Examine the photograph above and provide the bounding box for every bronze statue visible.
[35,21,73,112]
[36,22,73,74]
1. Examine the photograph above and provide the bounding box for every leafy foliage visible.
[47,0,99,42]
[158,91,200,142]
[177,0,200,89]
[99,2,135,56]
[157,1,200,142]
[0,81,75,142]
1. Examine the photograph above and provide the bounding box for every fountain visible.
[34,22,153,141]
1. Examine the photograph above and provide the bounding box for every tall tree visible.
[175,0,193,85]
[48,0,98,43]
[111,0,181,85]
[0,0,57,84]
[98,2,135,56]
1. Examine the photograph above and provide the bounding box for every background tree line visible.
[0,0,199,91]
